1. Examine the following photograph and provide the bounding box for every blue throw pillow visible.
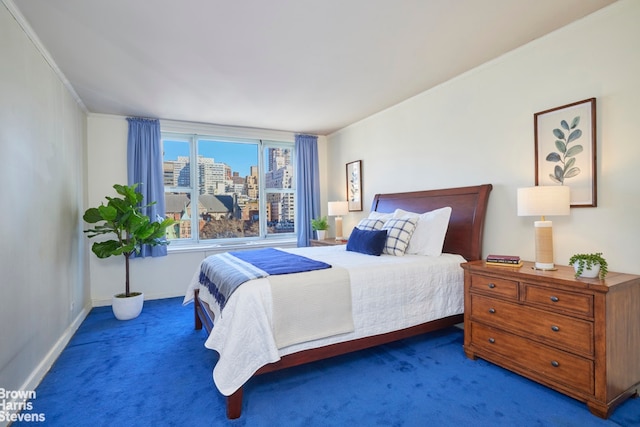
[346,228,388,256]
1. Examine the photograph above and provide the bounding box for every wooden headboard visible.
[371,184,492,261]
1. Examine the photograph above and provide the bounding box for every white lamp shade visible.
[517,186,570,217]
[328,201,349,216]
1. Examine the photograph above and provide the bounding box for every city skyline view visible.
[162,139,295,240]
[163,139,258,177]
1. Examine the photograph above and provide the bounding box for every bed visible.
[185,183,492,419]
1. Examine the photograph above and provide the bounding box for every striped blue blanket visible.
[199,248,331,310]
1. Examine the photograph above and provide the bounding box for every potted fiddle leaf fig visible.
[568,252,608,279]
[311,216,329,240]
[83,183,176,320]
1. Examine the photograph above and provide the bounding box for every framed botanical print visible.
[534,98,597,207]
[346,160,362,211]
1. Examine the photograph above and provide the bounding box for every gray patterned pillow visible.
[356,218,385,231]
[382,218,418,256]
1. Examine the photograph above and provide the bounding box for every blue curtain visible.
[127,117,167,257]
[295,134,320,247]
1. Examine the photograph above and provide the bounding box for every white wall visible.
[327,0,640,275]
[0,0,89,408]
[86,115,329,304]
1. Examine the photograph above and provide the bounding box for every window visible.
[162,131,295,246]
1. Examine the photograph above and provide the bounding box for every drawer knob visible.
[488,308,496,314]
[488,283,496,289]
[550,296,560,302]
[551,325,560,332]
[488,338,495,344]
[551,360,560,368]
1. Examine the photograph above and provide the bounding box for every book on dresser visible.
[485,260,523,267]
[486,254,520,264]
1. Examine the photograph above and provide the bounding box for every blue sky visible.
[163,139,258,177]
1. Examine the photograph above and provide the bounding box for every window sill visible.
[167,237,298,254]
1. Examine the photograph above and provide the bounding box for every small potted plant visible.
[568,252,608,279]
[311,216,329,240]
[83,184,176,320]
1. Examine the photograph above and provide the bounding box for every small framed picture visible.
[346,160,362,211]
[534,98,597,207]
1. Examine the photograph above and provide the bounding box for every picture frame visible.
[534,98,597,207]
[346,160,363,211]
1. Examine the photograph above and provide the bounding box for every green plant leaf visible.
[136,222,158,240]
[83,207,104,223]
[570,116,580,129]
[565,145,584,157]
[564,167,581,178]
[567,129,582,143]
[91,240,124,258]
[561,120,570,130]
[127,213,148,232]
[311,216,329,230]
[565,157,576,169]
[548,174,562,184]
[115,183,138,200]
[98,205,118,221]
[84,223,118,237]
[546,152,561,162]
[554,139,566,153]
[554,165,564,182]
[552,128,565,139]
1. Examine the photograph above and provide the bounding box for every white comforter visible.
[183,245,465,396]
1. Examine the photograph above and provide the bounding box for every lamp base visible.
[534,220,556,272]
[532,264,557,271]
[335,217,344,242]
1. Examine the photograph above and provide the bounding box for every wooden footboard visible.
[194,288,463,419]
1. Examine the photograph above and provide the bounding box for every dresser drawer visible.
[470,322,594,395]
[470,294,594,356]
[523,283,593,318]
[470,274,518,300]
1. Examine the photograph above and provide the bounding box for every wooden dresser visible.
[461,260,640,418]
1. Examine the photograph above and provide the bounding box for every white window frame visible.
[160,120,296,251]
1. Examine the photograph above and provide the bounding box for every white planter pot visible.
[112,292,144,320]
[316,230,326,240]
[573,262,600,278]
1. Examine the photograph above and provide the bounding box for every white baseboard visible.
[0,303,91,427]
[21,303,90,390]
[92,291,184,307]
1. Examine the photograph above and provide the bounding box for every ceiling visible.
[10,0,616,135]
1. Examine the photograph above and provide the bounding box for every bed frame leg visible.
[194,290,203,330]
[227,388,243,419]
[194,305,202,330]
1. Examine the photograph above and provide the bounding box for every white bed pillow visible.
[381,217,418,256]
[393,207,452,256]
[356,218,385,231]
[368,211,394,221]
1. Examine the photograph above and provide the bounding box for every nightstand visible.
[310,238,347,247]
[461,260,640,419]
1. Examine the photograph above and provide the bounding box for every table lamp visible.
[517,186,570,270]
[328,201,349,241]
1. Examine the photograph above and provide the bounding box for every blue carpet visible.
[14,297,640,426]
